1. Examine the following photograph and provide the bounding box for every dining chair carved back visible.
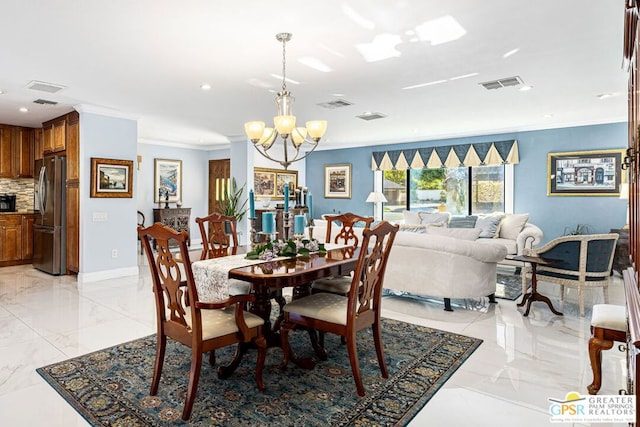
[196,212,239,260]
[312,212,375,296]
[279,221,399,396]
[138,223,266,420]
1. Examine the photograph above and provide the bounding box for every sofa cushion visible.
[403,210,422,225]
[476,214,505,238]
[449,215,478,228]
[426,227,481,241]
[477,237,517,254]
[498,213,529,240]
[418,211,451,226]
[398,224,429,233]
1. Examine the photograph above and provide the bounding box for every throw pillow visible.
[398,224,428,233]
[418,211,451,226]
[403,210,421,225]
[449,215,478,228]
[426,226,482,241]
[475,214,505,238]
[499,213,529,240]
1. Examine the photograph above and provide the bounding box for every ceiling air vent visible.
[479,76,524,90]
[356,112,386,121]
[318,99,353,109]
[26,80,66,93]
[33,99,58,105]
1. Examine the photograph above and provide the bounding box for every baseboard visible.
[77,266,139,283]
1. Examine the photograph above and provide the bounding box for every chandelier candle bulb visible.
[262,211,275,234]
[284,184,289,213]
[249,189,255,218]
[294,215,306,235]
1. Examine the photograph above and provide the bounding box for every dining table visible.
[191,244,360,352]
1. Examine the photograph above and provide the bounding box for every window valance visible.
[371,140,519,170]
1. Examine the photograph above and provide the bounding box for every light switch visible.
[93,212,108,222]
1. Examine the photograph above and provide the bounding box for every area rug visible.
[495,272,523,301]
[37,318,481,426]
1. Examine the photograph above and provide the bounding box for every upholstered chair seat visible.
[185,307,265,340]
[587,303,627,395]
[284,293,350,325]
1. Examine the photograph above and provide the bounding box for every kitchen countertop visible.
[0,210,38,215]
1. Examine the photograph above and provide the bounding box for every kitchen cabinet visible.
[0,213,36,266]
[53,118,66,152]
[34,128,43,160]
[0,125,35,178]
[43,124,53,153]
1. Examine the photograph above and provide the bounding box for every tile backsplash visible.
[0,178,35,211]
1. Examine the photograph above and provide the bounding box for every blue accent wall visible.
[305,123,628,243]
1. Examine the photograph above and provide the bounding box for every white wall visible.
[78,111,138,282]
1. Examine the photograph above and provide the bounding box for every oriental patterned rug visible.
[37,318,481,426]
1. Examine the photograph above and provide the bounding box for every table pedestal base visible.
[518,291,563,316]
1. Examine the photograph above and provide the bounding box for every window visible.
[380,165,513,220]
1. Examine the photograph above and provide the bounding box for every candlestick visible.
[249,189,255,218]
[262,211,275,234]
[294,214,305,235]
[284,183,289,213]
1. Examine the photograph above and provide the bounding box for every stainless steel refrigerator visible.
[33,156,66,275]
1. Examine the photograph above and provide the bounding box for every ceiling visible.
[0,1,628,151]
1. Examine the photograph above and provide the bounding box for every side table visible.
[610,228,630,275]
[512,254,563,317]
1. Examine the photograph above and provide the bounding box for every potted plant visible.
[218,178,248,229]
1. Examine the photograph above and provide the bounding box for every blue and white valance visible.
[371,140,519,170]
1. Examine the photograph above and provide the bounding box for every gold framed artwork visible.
[547,148,626,196]
[324,163,352,198]
[154,158,183,203]
[90,157,134,198]
[254,167,297,200]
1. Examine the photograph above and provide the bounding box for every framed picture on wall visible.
[324,163,352,198]
[276,171,298,199]
[547,148,626,196]
[154,158,183,203]
[90,158,134,198]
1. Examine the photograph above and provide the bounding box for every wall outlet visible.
[111,249,118,258]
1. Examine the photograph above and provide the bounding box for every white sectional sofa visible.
[311,219,509,310]
[311,212,543,310]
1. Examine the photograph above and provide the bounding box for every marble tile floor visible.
[0,261,629,427]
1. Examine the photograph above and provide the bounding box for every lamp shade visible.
[366,191,387,203]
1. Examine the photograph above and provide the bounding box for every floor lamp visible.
[366,191,387,220]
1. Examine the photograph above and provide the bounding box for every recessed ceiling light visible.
[402,80,447,90]
[0,90,4,95]
[200,83,212,90]
[332,93,345,97]
[503,48,520,58]
[597,93,617,99]
[518,85,533,91]
[19,107,28,113]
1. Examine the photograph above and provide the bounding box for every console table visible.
[610,228,631,275]
[153,208,191,248]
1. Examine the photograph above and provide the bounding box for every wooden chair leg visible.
[182,350,203,420]
[587,326,626,395]
[209,350,215,366]
[150,334,167,395]
[346,333,365,396]
[279,321,293,370]
[254,335,267,392]
[372,320,388,378]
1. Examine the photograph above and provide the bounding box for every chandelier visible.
[244,33,327,170]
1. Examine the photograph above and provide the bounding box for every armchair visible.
[524,233,619,317]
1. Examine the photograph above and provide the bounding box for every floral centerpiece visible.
[246,238,325,260]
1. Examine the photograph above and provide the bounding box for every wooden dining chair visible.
[311,212,375,295]
[138,223,267,420]
[279,221,399,396]
[196,212,239,260]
